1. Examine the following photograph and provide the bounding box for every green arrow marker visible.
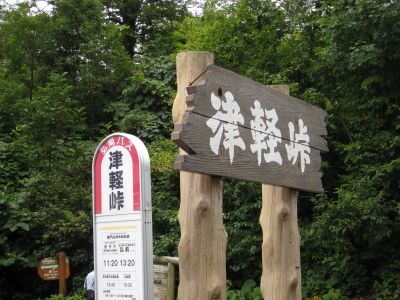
[41,264,58,270]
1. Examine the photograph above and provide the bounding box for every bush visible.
[227,279,263,300]
[38,293,85,300]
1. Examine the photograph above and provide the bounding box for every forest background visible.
[0,0,399,299]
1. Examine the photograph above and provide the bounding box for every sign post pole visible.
[172,51,227,300]
[259,86,301,300]
[58,252,67,298]
[260,185,300,299]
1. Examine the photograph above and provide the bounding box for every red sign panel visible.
[93,135,141,214]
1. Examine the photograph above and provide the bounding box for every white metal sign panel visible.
[93,133,153,300]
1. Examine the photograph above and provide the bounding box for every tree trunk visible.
[172,51,227,300]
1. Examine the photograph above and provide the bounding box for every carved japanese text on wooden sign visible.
[171,64,328,193]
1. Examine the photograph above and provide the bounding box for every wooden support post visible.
[259,85,302,300]
[167,262,175,300]
[58,252,67,298]
[172,51,227,300]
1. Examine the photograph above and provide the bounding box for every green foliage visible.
[0,3,52,100]
[223,180,262,287]
[372,261,400,300]
[149,138,180,257]
[175,0,288,82]
[0,190,33,267]
[227,279,263,300]
[303,281,349,300]
[0,1,179,298]
[101,0,188,57]
[0,139,96,299]
[321,288,348,300]
[1,0,400,298]
[107,55,176,142]
[49,0,133,133]
[38,293,85,300]
[295,0,400,297]
[302,269,328,299]
[13,73,86,175]
[0,140,31,189]
[305,289,348,300]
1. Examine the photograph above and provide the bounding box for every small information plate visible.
[97,222,140,295]
[38,257,70,280]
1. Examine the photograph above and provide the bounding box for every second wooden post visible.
[58,252,67,298]
[260,85,302,300]
[172,51,227,300]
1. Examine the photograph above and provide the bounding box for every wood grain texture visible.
[171,64,328,193]
[153,255,179,266]
[167,263,175,300]
[260,85,301,300]
[177,173,227,300]
[172,52,214,125]
[173,112,323,193]
[185,64,328,151]
[172,52,227,300]
[154,263,170,300]
[260,185,301,300]
[153,258,177,300]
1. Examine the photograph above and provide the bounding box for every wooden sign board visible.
[172,64,328,193]
[38,257,70,280]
